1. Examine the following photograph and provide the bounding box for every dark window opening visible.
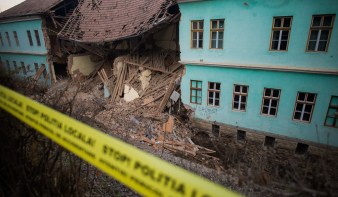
[34,63,39,73]
[13,31,19,46]
[237,130,246,141]
[41,64,47,79]
[6,60,10,72]
[27,31,33,46]
[264,136,275,147]
[212,125,219,136]
[5,32,11,46]
[13,61,18,74]
[295,143,309,155]
[21,62,26,75]
[34,30,41,46]
[0,33,3,46]
[53,62,69,80]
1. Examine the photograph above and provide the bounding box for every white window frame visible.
[208,82,220,107]
[261,88,281,117]
[232,85,248,112]
[210,19,224,49]
[270,17,292,51]
[191,21,204,49]
[293,92,317,123]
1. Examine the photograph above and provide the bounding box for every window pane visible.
[219,20,224,29]
[218,31,223,39]
[312,16,322,27]
[235,85,240,93]
[197,97,202,104]
[271,100,278,107]
[270,108,276,116]
[310,30,319,40]
[271,41,279,50]
[280,41,287,50]
[273,90,279,98]
[209,82,214,90]
[294,112,301,120]
[272,31,280,40]
[234,95,240,102]
[198,40,203,48]
[192,32,197,39]
[211,31,217,39]
[307,94,315,102]
[199,21,204,30]
[328,108,337,117]
[320,30,330,40]
[191,96,196,103]
[296,103,303,111]
[215,83,220,90]
[308,41,316,51]
[241,96,246,102]
[234,102,239,109]
[304,104,313,113]
[262,107,269,114]
[191,81,196,88]
[192,89,196,96]
[283,18,291,27]
[240,103,246,111]
[215,100,219,106]
[192,22,197,30]
[209,99,213,105]
[303,113,310,121]
[323,16,333,26]
[211,40,216,48]
[281,30,289,40]
[197,81,202,88]
[242,86,248,94]
[212,21,217,29]
[192,40,197,48]
[197,90,202,97]
[218,40,223,49]
[198,32,203,40]
[318,41,327,51]
[209,91,213,98]
[215,92,220,99]
[325,117,334,126]
[331,97,338,106]
[274,18,282,27]
[298,93,306,101]
[263,99,270,106]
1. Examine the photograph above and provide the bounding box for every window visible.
[34,30,41,46]
[21,62,26,75]
[212,125,219,136]
[13,31,19,46]
[293,92,317,122]
[261,88,281,117]
[13,61,18,74]
[237,130,246,140]
[306,15,335,52]
[34,63,39,73]
[5,32,11,46]
[295,143,309,155]
[233,85,248,111]
[190,80,202,104]
[0,33,3,46]
[191,21,204,49]
[270,17,292,51]
[27,31,33,46]
[210,19,224,49]
[208,82,220,107]
[42,64,47,78]
[6,60,10,71]
[324,96,338,128]
[264,136,275,147]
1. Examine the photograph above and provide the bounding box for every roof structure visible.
[58,0,178,43]
[0,0,63,19]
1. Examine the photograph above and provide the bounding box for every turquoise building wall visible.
[179,0,338,70]
[179,0,338,147]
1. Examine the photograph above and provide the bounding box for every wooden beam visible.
[124,60,175,75]
[130,32,152,55]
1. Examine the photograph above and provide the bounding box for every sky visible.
[0,0,25,12]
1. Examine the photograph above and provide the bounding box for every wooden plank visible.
[124,60,175,75]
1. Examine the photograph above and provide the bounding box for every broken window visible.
[6,60,10,72]
[34,63,39,73]
[191,20,204,49]
[13,61,18,74]
[293,92,317,122]
[307,15,335,52]
[21,62,26,75]
[210,19,224,49]
[0,33,3,46]
[212,124,220,136]
[261,88,281,117]
[13,31,19,46]
[190,80,202,104]
[27,31,33,46]
[270,17,292,51]
[233,85,248,112]
[208,82,220,107]
[5,32,11,46]
[34,30,41,46]
[324,96,338,128]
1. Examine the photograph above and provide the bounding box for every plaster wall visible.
[69,55,96,80]
[179,0,338,70]
[181,65,338,147]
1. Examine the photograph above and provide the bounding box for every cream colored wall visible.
[71,55,96,76]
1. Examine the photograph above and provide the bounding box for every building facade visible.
[178,0,338,152]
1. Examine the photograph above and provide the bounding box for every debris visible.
[162,116,174,133]
[170,90,180,102]
[140,70,152,90]
[130,116,140,125]
[124,85,139,102]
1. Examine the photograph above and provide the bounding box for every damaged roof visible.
[58,0,178,43]
[0,0,63,19]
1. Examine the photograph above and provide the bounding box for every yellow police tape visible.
[0,85,242,197]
